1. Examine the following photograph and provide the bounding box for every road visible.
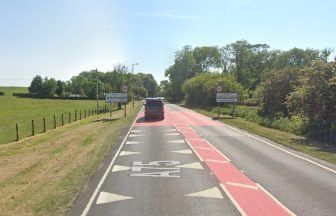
[70,104,336,216]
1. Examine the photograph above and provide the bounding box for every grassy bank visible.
[0,86,108,144]
[189,107,336,165]
[0,101,142,215]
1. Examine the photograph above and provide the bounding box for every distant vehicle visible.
[144,98,164,120]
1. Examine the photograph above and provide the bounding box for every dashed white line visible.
[220,183,247,216]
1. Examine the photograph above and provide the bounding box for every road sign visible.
[216,93,238,103]
[216,85,222,93]
[105,93,128,103]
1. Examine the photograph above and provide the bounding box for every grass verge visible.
[0,101,142,216]
[190,108,336,165]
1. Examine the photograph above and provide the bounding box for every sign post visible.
[216,85,222,118]
[105,92,128,118]
[216,93,238,117]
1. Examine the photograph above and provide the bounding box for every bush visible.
[0,92,4,96]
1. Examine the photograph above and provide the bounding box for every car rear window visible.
[146,100,163,107]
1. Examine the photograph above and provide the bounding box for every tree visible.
[159,80,172,100]
[193,46,221,73]
[28,75,43,94]
[55,80,64,96]
[41,77,57,96]
[286,61,336,142]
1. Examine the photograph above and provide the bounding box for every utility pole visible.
[96,68,99,115]
[131,63,139,108]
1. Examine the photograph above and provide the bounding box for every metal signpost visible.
[105,93,128,118]
[216,92,238,118]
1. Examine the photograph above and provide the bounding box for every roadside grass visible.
[190,108,336,165]
[0,86,109,144]
[0,101,142,216]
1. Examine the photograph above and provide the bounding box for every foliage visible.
[182,73,245,106]
[286,61,336,142]
[28,75,43,94]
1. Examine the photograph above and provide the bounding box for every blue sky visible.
[0,0,335,86]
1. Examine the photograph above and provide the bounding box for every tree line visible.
[161,40,335,143]
[28,64,159,99]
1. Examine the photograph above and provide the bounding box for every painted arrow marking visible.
[171,149,193,154]
[176,162,204,169]
[120,151,140,156]
[112,165,131,172]
[186,187,223,199]
[126,141,141,145]
[96,192,133,204]
[168,140,185,144]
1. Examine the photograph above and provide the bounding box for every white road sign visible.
[216,93,238,103]
[105,93,128,103]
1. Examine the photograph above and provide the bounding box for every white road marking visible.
[176,162,204,169]
[205,159,229,163]
[171,149,193,154]
[220,183,247,216]
[184,139,204,162]
[168,140,185,144]
[164,133,180,136]
[257,183,296,216]
[131,129,142,133]
[194,147,214,150]
[120,151,140,156]
[203,138,231,162]
[225,182,259,190]
[222,124,336,175]
[112,165,131,172]
[129,134,143,137]
[96,192,133,204]
[163,128,177,132]
[186,187,223,199]
[126,141,141,145]
[131,170,181,178]
[81,111,139,216]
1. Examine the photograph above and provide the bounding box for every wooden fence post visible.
[75,110,77,121]
[16,123,19,141]
[54,114,56,129]
[124,103,127,117]
[32,120,35,136]
[43,117,46,133]
[69,112,71,123]
[61,114,64,126]
[80,110,82,120]
[84,110,86,118]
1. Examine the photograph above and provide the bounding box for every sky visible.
[0,0,335,86]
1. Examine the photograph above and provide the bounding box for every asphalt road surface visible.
[70,104,336,216]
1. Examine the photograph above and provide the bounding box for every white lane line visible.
[186,187,223,199]
[220,183,247,216]
[96,192,133,204]
[168,140,185,144]
[222,124,336,175]
[112,165,131,172]
[131,129,142,133]
[164,133,180,136]
[129,134,143,137]
[81,110,139,216]
[205,159,229,164]
[257,183,296,216]
[186,124,197,133]
[176,162,204,170]
[163,128,178,132]
[203,138,231,162]
[194,147,214,150]
[225,182,259,190]
[126,141,141,145]
[171,149,193,154]
[120,151,140,156]
[185,139,204,162]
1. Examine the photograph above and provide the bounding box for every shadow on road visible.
[136,116,163,123]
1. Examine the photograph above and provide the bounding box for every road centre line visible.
[185,106,336,175]
[203,138,231,162]
[81,109,140,216]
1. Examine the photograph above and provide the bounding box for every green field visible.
[0,86,109,144]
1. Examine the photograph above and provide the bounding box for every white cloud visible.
[133,11,199,21]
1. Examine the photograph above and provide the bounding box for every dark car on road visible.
[144,98,164,120]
